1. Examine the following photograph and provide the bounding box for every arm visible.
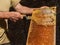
[13,0,49,14]
[14,3,44,14]
[0,12,22,18]
[0,12,23,22]
[14,3,33,14]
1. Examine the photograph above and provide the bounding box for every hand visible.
[9,12,23,22]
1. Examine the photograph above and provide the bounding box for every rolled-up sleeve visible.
[11,0,20,7]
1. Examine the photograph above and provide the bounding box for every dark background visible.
[56,0,60,45]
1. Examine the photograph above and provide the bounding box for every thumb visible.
[20,15,24,19]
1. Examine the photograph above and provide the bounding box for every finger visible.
[9,17,19,22]
[12,17,19,20]
[20,15,23,19]
[13,20,17,22]
[10,18,17,22]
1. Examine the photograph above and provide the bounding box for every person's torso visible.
[0,0,11,11]
[0,0,11,29]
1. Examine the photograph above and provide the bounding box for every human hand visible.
[9,12,23,22]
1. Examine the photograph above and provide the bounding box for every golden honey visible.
[26,6,56,45]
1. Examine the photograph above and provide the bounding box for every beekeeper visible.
[0,0,23,45]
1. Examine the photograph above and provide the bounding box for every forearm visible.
[0,12,19,18]
[15,3,33,14]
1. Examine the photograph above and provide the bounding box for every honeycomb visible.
[26,6,56,45]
